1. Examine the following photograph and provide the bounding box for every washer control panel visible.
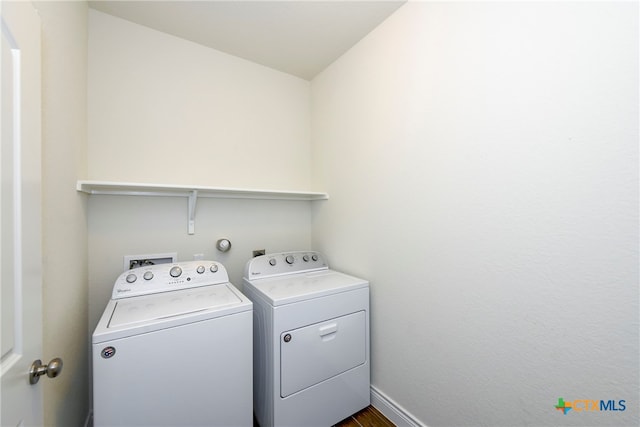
[244,251,328,279]
[112,260,228,299]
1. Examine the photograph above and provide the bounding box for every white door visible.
[1,1,44,426]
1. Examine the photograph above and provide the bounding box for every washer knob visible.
[285,255,295,265]
[169,266,182,278]
[196,265,205,274]
[143,271,154,281]
[269,259,277,266]
[312,254,318,261]
[210,264,218,273]
[126,274,137,284]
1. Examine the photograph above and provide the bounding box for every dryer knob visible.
[303,255,310,262]
[285,255,294,265]
[143,271,154,281]
[196,265,205,274]
[210,264,218,273]
[312,254,319,261]
[169,266,182,278]
[269,259,277,266]
[126,274,137,284]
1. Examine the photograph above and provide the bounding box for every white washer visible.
[243,251,370,427]
[92,261,252,427]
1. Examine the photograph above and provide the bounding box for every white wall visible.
[88,9,311,190]
[311,2,638,426]
[35,2,89,426]
[87,11,315,332]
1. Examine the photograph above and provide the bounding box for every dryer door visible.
[280,311,366,397]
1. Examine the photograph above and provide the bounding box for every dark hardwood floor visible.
[333,405,396,427]
[254,405,395,427]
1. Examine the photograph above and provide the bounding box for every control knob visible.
[285,255,295,265]
[312,254,318,261]
[169,266,182,278]
[303,255,309,262]
[269,259,277,266]
[196,265,205,274]
[210,264,218,273]
[143,271,154,281]
[126,274,137,284]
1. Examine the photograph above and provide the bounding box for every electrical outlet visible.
[124,252,177,271]
[253,249,266,257]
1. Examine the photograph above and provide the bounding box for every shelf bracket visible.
[188,190,198,235]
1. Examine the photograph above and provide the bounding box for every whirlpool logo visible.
[555,397,626,414]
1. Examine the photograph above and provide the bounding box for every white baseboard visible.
[370,386,427,427]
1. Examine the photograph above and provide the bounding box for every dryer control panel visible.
[112,260,229,299]
[244,251,328,279]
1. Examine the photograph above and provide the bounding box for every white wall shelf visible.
[77,180,328,234]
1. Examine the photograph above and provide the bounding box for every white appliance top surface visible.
[109,283,242,328]
[244,252,368,306]
[93,260,252,343]
[93,283,252,343]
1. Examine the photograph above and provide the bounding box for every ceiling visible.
[88,1,406,80]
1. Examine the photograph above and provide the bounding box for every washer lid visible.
[109,283,242,329]
[246,270,368,306]
[93,283,252,344]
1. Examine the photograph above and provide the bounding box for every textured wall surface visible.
[88,9,311,191]
[311,2,639,426]
[36,2,90,426]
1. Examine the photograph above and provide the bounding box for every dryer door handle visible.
[318,323,338,337]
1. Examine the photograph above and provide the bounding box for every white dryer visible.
[243,251,370,427]
[92,261,252,427]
